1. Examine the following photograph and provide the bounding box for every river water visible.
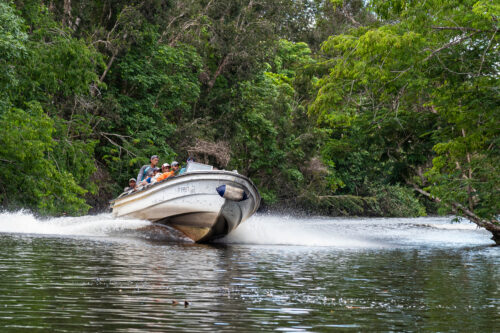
[0,212,498,332]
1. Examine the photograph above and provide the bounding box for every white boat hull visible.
[110,171,260,242]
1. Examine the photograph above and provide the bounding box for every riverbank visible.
[263,185,436,218]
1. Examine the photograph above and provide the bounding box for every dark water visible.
[0,212,498,332]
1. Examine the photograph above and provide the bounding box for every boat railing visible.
[111,168,255,204]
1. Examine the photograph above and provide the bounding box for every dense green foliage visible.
[310,0,499,238]
[1,0,498,238]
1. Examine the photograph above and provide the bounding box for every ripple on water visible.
[0,212,498,331]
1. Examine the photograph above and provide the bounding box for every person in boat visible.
[156,162,176,181]
[137,155,159,183]
[161,162,171,173]
[155,163,171,182]
[151,167,162,183]
[139,168,155,186]
[179,157,195,175]
[124,178,136,192]
[171,161,181,175]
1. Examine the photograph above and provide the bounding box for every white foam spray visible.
[0,211,492,247]
[221,214,384,248]
[221,214,492,247]
[0,210,150,237]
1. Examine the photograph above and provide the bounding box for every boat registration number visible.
[177,185,195,194]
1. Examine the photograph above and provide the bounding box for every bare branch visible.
[63,0,72,28]
[99,51,117,83]
[185,139,231,167]
[432,26,495,33]
[166,0,215,46]
[478,28,498,75]
[100,132,133,139]
[100,132,137,157]
[341,5,361,27]
[423,32,478,62]
[207,54,232,89]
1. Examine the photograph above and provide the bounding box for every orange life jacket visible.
[156,171,174,181]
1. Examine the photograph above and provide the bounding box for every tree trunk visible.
[207,54,231,91]
[63,0,72,27]
[410,184,500,245]
[99,51,117,83]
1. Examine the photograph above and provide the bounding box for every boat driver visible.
[137,155,159,183]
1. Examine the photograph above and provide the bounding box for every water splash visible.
[419,223,480,230]
[0,211,492,247]
[221,214,491,248]
[221,214,385,248]
[0,210,150,237]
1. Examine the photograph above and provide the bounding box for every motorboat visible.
[110,162,261,242]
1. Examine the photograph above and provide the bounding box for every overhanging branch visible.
[408,182,500,244]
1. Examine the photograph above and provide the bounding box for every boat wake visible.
[220,214,491,248]
[220,214,384,248]
[0,210,151,237]
[0,211,491,247]
[0,211,380,247]
[0,211,192,243]
[416,223,479,230]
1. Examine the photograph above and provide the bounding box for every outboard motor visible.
[216,185,248,201]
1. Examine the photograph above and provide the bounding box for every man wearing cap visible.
[156,162,176,181]
[155,163,171,182]
[171,161,181,175]
[161,162,171,173]
[137,155,159,183]
[124,178,136,192]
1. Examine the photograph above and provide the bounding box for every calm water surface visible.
[0,212,498,332]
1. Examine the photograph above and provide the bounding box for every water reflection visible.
[0,235,497,332]
[0,214,498,332]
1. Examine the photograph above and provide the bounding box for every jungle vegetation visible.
[0,0,498,242]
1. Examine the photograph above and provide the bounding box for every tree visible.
[226,40,323,205]
[7,0,444,220]
[310,0,500,242]
[0,102,89,214]
[0,1,27,112]
[1,1,102,214]
[96,32,203,194]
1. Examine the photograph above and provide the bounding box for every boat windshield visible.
[185,162,213,172]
